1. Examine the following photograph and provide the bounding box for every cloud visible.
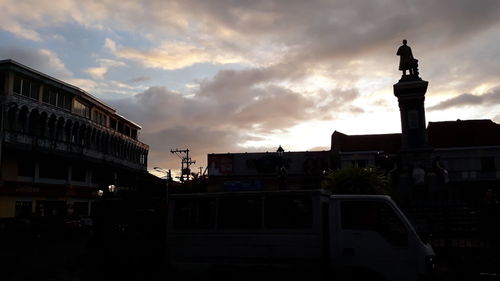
[428,88,500,111]
[109,40,248,70]
[85,58,126,79]
[106,65,364,170]
[0,21,42,41]
[0,46,72,78]
[104,38,117,52]
[85,67,108,79]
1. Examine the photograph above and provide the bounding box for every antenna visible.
[170,148,196,182]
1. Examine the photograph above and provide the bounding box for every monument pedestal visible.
[394,78,435,200]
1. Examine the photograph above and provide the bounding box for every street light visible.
[108,184,116,193]
[154,167,171,204]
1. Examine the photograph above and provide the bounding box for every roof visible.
[331,131,401,154]
[331,119,500,153]
[428,119,500,148]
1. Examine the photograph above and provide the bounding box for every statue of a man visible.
[397,39,417,76]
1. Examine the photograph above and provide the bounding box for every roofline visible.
[0,59,141,128]
[333,131,401,137]
[338,150,386,155]
[208,150,329,155]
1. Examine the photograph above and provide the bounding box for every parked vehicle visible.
[166,190,435,281]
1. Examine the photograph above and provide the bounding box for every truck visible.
[166,190,435,281]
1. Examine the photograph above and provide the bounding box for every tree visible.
[321,167,389,195]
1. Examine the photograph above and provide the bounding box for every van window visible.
[218,196,262,229]
[265,195,312,229]
[341,201,408,246]
[173,198,216,229]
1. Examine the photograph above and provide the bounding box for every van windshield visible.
[341,201,409,246]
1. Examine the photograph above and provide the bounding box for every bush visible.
[321,167,389,195]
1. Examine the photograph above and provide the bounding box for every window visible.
[73,99,90,118]
[15,201,32,217]
[57,92,65,108]
[109,118,116,130]
[92,110,108,126]
[30,82,39,100]
[42,87,50,103]
[13,76,22,94]
[265,195,312,229]
[36,200,67,217]
[173,198,216,229]
[64,95,72,111]
[13,76,38,100]
[118,122,124,133]
[341,201,408,246]
[49,89,57,105]
[131,129,138,140]
[218,196,262,229]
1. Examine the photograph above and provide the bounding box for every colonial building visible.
[0,59,149,218]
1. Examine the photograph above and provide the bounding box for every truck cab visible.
[166,190,435,281]
[329,195,435,281]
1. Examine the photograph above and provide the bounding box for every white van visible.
[166,190,435,281]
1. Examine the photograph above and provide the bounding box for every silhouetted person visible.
[397,39,417,76]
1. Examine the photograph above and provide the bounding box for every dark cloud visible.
[106,66,363,170]
[428,88,500,111]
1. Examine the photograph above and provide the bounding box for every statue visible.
[397,39,420,80]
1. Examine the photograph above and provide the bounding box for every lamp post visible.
[154,167,171,206]
[154,166,171,263]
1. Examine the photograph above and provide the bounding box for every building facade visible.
[0,59,149,218]
[207,150,329,191]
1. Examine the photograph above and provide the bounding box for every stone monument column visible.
[394,80,429,151]
[394,40,435,201]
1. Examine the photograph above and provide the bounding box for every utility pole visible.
[170,149,196,182]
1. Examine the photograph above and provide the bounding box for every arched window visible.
[56,117,65,141]
[39,112,49,138]
[18,106,29,133]
[48,114,57,140]
[64,119,73,143]
[6,105,18,131]
[28,109,40,136]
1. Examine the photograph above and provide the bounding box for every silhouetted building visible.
[331,119,500,199]
[207,150,329,191]
[0,59,149,218]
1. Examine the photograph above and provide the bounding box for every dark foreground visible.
[1,233,500,281]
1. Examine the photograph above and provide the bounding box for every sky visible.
[1,0,500,177]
